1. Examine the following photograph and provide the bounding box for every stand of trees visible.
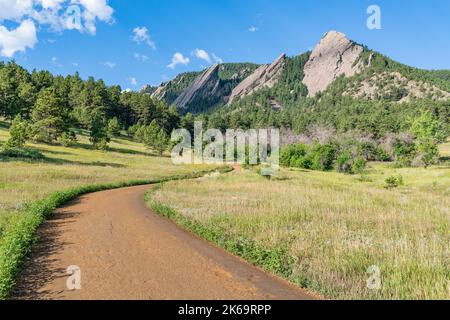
[0,61,184,152]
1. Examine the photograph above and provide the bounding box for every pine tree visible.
[108,117,121,137]
[6,115,29,148]
[89,110,110,150]
[31,87,69,143]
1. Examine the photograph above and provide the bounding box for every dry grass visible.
[0,125,212,240]
[150,157,450,299]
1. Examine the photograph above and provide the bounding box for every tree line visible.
[0,61,187,152]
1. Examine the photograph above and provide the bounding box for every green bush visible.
[377,145,391,162]
[281,143,311,169]
[336,152,367,174]
[336,151,352,173]
[309,143,335,171]
[384,175,404,189]
[59,131,77,147]
[351,157,367,174]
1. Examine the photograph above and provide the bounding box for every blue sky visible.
[1,0,450,90]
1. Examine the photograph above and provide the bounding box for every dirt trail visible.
[13,184,315,300]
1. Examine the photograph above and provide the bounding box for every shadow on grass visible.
[0,120,10,130]
[72,142,164,157]
[0,154,126,168]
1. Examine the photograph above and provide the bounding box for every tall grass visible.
[148,163,449,300]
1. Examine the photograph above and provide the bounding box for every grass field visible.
[0,122,212,246]
[148,146,450,300]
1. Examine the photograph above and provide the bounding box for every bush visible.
[351,157,367,174]
[336,151,352,173]
[281,144,312,169]
[384,175,404,189]
[60,131,77,147]
[309,143,335,171]
[336,152,367,174]
[127,124,140,138]
[377,145,391,162]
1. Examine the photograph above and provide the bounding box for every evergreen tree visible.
[31,87,69,143]
[6,115,29,148]
[108,117,121,137]
[143,120,169,155]
[89,110,110,150]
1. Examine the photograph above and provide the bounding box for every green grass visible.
[147,159,450,300]
[0,124,220,299]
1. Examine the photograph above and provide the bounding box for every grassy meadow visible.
[148,147,450,300]
[0,121,212,244]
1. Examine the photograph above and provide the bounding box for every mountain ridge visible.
[144,30,450,115]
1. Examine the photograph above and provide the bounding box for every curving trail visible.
[13,184,315,300]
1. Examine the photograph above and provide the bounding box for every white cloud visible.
[0,0,33,20]
[71,62,78,67]
[249,26,258,32]
[0,19,37,57]
[77,0,114,35]
[128,77,137,86]
[0,0,115,56]
[102,61,116,68]
[134,52,149,62]
[168,52,189,69]
[132,26,155,49]
[37,0,65,10]
[193,48,211,63]
[212,53,223,64]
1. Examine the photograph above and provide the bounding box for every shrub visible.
[377,145,391,162]
[336,152,367,174]
[384,175,404,189]
[351,157,367,174]
[280,143,309,167]
[309,143,335,171]
[59,131,77,147]
[415,139,439,168]
[127,124,140,138]
[336,151,353,173]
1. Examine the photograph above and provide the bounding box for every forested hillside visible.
[0,60,184,150]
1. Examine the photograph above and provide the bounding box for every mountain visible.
[145,63,258,113]
[144,31,449,136]
[302,31,365,97]
[228,53,286,104]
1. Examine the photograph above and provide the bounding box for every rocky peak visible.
[227,53,286,104]
[174,64,220,109]
[302,31,364,97]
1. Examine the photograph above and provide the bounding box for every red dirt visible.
[12,185,315,300]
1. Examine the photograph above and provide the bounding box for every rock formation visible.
[227,53,286,104]
[174,64,221,109]
[302,31,364,97]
